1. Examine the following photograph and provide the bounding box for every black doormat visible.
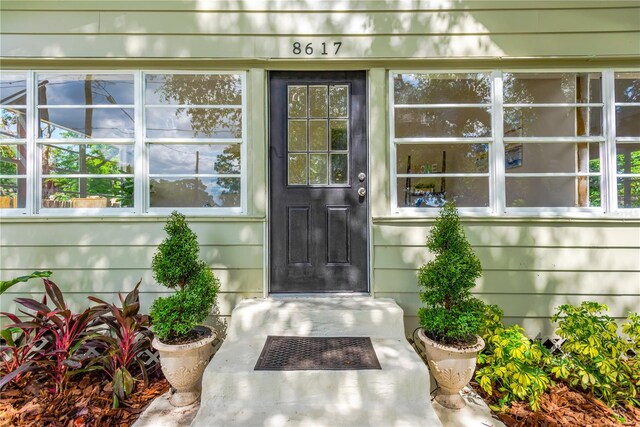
[254,336,381,371]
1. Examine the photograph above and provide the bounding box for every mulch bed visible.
[471,382,640,427]
[0,371,169,427]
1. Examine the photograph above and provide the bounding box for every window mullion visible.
[27,70,37,215]
[389,72,397,214]
[135,70,145,214]
[493,71,505,216]
[603,70,617,214]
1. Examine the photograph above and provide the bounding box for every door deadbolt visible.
[357,187,366,197]
[358,172,366,182]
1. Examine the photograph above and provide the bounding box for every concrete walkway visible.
[191,297,441,427]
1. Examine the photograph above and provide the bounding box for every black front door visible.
[269,71,368,293]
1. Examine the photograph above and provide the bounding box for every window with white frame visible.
[502,72,603,209]
[391,73,493,210]
[390,70,639,215]
[614,72,640,208]
[0,70,247,216]
[144,73,245,211]
[37,73,136,211]
[0,72,27,211]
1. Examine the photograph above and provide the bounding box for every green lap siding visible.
[0,220,265,328]
[1,1,638,60]
[1,0,639,338]
[372,221,640,337]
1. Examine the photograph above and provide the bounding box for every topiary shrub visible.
[150,212,219,342]
[418,202,485,346]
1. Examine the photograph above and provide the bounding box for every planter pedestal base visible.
[170,390,201,407]
[153,325,217,408]
[416,328,484,410]
[434,390,466,410]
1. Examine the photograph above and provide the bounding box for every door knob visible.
[358,187,366,197]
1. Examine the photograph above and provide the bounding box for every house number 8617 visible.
[292,42,342,56]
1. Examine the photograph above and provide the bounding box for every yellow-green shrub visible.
[476,304,552,411]
[550,302,639,408]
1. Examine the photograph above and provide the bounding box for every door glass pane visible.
[309,120,328,151]
[330,153,348,184]
[288,120,307,151]
[329,85,348,118]
[288,86,307,118]
[309,85,328,118]
[309,153,328,185]
[288,153,307,185]
[330,120,348,150]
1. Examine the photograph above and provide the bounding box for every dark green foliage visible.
[150,212,219,341]
[418,202,484,345]
[151,212,202,290]
[150,267,219,341]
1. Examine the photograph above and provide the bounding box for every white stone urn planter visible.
[152,325,216,407]
[416,328,485,409]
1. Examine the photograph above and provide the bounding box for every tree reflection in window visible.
[147,74,243,208]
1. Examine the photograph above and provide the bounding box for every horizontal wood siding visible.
[373,221,640,338]
[1,1,638,59]
[0,220,264,327]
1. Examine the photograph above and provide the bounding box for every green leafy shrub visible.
[476,304,552,411]
[417,202,485,345]
[151,212,202,290]
[150,212,219,342]
[550,302,639,407]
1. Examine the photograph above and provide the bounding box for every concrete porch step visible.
[191,297,441,427]
[225,297,407,340]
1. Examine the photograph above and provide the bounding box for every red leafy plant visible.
[0,312,47,387]
[85,280,153,408]
[2,279,100,394]
[0,271,54,386]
